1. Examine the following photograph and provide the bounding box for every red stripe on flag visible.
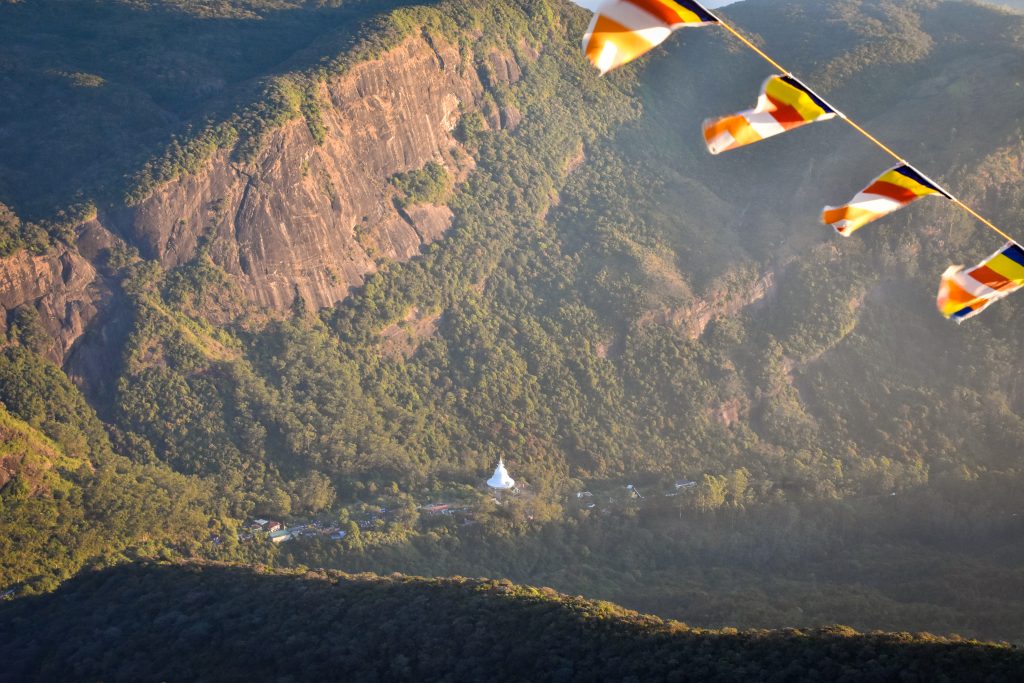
[766,96,811,127]
[626,0,690,26]
[970,265,1016,291]
[862,180,921,204]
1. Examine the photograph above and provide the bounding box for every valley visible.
[0,0,1023,658]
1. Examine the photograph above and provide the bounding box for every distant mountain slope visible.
[973,0,1024,10]
[1,562,1021,683]
[0,0,422,216]
[0,346,213,592]
[0,0,1022,643]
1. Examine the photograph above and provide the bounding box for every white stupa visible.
[486,457,516,490]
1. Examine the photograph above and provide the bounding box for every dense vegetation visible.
[392,161,451,207]
[0,203,47,257]
[2,561,1022,682]
[0,346,216,592]
[0,0,1023,649]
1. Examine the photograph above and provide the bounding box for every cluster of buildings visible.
[419,503,473,516]
[231,463,704,547]
[234,458,521,547]
[573,479,700,510]
[240,518,347,544]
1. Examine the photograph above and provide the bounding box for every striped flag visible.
[573,0,718,75]
[937,242,1024,322]
[703,75,836,155]
[822,164,950,237]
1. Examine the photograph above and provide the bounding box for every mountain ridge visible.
[2,561,1021,682]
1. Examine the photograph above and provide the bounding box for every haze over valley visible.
[1,0,1023,679]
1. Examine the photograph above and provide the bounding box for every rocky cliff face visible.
[0,242,107,364]
[0,31,527,368]
[107,32,489,311]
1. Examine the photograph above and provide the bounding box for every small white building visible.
[487,457,516,490]
[268,529,292,543]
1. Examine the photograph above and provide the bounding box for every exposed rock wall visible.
[0,245,106,364]
[109,32,491,311]
[0,31,529,368]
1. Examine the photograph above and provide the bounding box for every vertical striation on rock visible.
[0,29,532,371]
[107,32,495,311]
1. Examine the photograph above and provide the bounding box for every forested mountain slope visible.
[0,0,1022,643]
[2,562,1021,683]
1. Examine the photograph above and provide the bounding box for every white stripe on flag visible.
[953,272,999,299]
[706,129,735,156]
[745,111,787,139]
[598,0,673,30]
[843,194,907,215]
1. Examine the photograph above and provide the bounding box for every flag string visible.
[714,14,1020,246]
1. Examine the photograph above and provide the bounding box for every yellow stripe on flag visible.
[763,78,829,120]
[585,14,659,74]
[987,253,1024,284]
[875,169,939,197]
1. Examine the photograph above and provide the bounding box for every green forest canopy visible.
[2,561,1022,682]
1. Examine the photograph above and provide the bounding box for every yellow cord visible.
[714,14,1020,246]
[838,117,903,165]
[951,199,1018,244]
[717,21,788,74]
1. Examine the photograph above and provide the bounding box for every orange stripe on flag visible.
[703,115,764,149]
[627,0,693,26]
[862,180,922,205]
[585,15,657,72]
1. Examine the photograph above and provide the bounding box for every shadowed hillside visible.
[0,0,429,215]
[1,562,1022,682]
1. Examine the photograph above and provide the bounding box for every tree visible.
[696,474,727,513]
[8,306,50,356]
[291,472,336,515]
[343,521,362,552]
[727,468,750,507]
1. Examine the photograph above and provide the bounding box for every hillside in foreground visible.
[1,561,1021,683]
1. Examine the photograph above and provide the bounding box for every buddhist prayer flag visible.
[573,0,718,74]
[703,75,836,155]
[568,0,1023,322]
[822,164,950,237]
[937,242,1024,322]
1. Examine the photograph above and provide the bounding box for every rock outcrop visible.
[106,32,491,311]
[0,29,532,368]
[639,271,778,341]
[0,244,106,364]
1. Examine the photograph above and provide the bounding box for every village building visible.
[268,529,293,543]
